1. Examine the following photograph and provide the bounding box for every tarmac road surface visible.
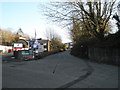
[2,50,118,88]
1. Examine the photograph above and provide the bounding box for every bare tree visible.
[44,28,55,40]
[42,0,116,41]
[70,16,92,43]
[77,1,116,40]
[14,28,30,42]
[113,2,120,31]
[0,29,16,42]
[44,28,63,51]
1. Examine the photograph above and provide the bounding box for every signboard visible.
[38,45,44,52]
[33,40,39,49]
[14,43,23,47]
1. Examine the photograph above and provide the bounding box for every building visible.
[14,37,51,52]
[37,39,50,52]
[65,42,73,49]
[28,38,50,52]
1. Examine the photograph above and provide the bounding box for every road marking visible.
[53,63,59,74]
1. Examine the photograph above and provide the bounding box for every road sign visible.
[14,43,23,48]
[33,40,39,49]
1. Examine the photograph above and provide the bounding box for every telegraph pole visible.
[35,29,37,39]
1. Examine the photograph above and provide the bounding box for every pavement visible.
[2,50,119,88]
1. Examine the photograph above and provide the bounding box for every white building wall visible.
[0,45,12,53]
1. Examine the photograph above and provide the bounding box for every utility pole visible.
[33,28,38,59]
[35,29,37,39]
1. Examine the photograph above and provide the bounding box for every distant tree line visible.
[0,29,16,43]
[0,28,30,46]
